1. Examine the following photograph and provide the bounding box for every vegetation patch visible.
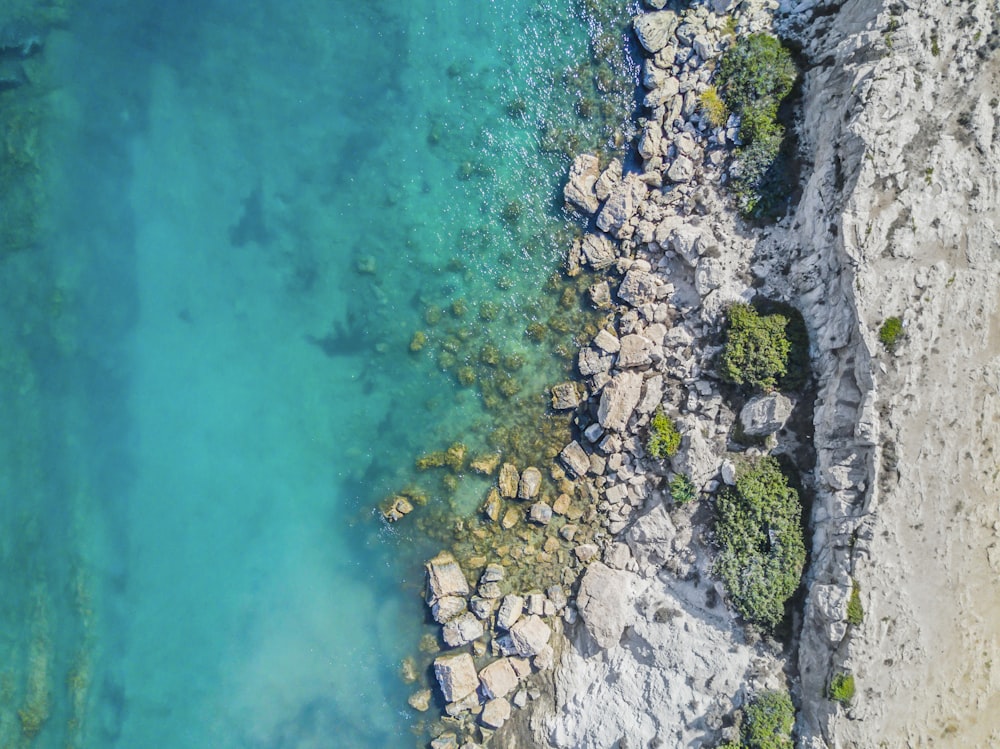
[743,689,796,749]
[828,672,856,704]
[719,303,792,393]
[878,316,903,350]
[847,580,864,625]
[716,33,797,219]
[699,86,728,128]
[714,457,806,629]
[669,473,697,504]
[646,407,682,459]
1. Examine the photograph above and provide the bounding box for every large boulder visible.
[580,232,616,270]
[564,154,601,214]
[596,173,647,237]
[479,657,520,699]
[598,371,644,432]
[434,652,479,703]
[496,594,524,630]
[443,611,485,647]
[426,552,470,604]
[559,440,591,478]
[740,393,795,436]
[577,561,631,650]
[481,697,512,729]
[617,334,654,368]
[509,614,551,656]
[518,466,542,499]
[618,269,658,307]
[625,503,677,574]
[633,10,679,53]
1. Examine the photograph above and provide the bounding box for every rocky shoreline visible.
[406,0,1000,745]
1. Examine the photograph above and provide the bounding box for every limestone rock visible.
[593,328,621,353]
[564,154,601,214]
[581,232,617,270]
[481,697,512,729]
[740,393,794,436]
[574,543,599,562]
[596,173,647,238]
[518,466,542,499]
[434,652,479,703]
[634,10,679,53]
[667,154,695,183]
[497,594,524,630]
[617,334,654,368]
[509,614,552,657]
[551,381,582,410]
[579,347,612,377]
[426,552,470,604]
[481,563,505,583]
[598,371,644,432]
[479,657,520,699]
[618,269,658,307]
[443,611,485,647]
[576,561,631,650]
[498,463,520,498]
[625,503,677,574]
[595,159,622,201]
[559,440,591,478]
[432,596,468,623]
[533,644,555,671]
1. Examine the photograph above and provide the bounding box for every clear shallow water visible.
[0,0,635,747]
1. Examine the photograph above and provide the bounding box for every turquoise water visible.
[0,0,635,747]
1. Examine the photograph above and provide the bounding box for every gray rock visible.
[589,280,612,309]
[595,159,622,201]
[581,232,617,270]
[721,460,737,485]
[551,381,582,410]
[443,612,485,647]
[533,645,555,671]
[469,596,496,620]
[431,733,460,749]
[667,224,703,267]
[559,440,591,478]
[480,697,512,729]
[579,346,612,377]
[574,543,599,562]
[593,329,621,353]
[617,334,654,368]
[598,371,644,432]
[479,658,520,699]
[625,503,677,574]
[478,582,503,599]
[481,563,505,583]
[529,501,553,525]
[426,552,470,604]
[634,10,679,53]
[618,269,658,306]
[596,173,647,237]
[518,466,542,499]
[564,154,601,214]
[434,652,479,702]
[509,614,552,656]
[432,595,468,623]
[497,594,524,630]
[740,393,795,436]
[667,154,695,183]
[577,561,631,650]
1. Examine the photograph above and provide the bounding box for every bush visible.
[847,581,863,625]
[700,86,728,128]
[720,303,791,392]
[879,316,903,349]
[828,672,855,704]
[715,33,797,219]
[647,407,682,459]
[669,474,697,504]
[743,690,796,749]
[714,457,805,628]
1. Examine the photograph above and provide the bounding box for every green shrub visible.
[647,407,682,459]
[828,672,855,705]
[714,457,805,628]
[669,474,697,504]
[715,33,797,219]
[720,303,791,392]
[879,316,903,349]
[847,581,863,625]
[743,690,795,749]
[700,85,729,128]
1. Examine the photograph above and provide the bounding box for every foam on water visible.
[0,0,636,746]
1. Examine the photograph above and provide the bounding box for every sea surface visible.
[0,0,636,747]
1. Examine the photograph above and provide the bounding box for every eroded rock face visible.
[576,561,630,650]
[598,371,643,431]
[740,393,794,436]
[434,652,479,703]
